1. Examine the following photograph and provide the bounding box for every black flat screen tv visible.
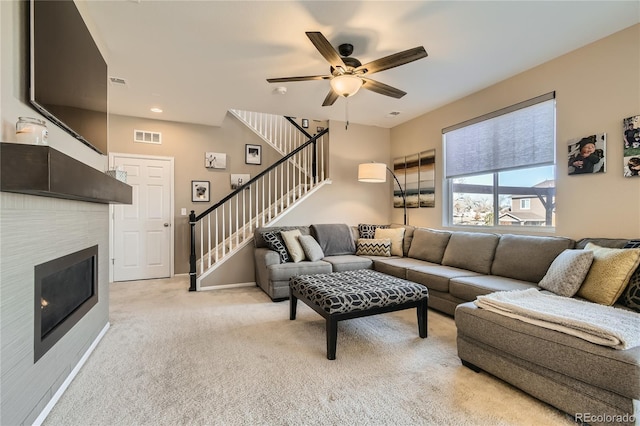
[29,0,108,155]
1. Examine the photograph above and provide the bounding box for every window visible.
[443,93,556,228]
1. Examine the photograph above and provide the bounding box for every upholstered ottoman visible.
[289,269,429,360]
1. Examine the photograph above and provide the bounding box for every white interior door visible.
[112,154,173,281]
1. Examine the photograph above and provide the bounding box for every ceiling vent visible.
[109,76,127,86]
[386,111,401,118]
[134,130,161,144]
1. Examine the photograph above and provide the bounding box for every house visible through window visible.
[443,93,556,228]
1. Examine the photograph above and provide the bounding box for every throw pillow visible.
[576,242,640,305]
[356,238,391,257]
[262,231,290,263]
[619,240,640,313]
[280,229,305,263]
[358,223,390,239]
[374,227,405,257]
[538,249,594,297]
[297,235,325,262]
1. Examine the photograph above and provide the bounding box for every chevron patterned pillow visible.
[356,238,391,257]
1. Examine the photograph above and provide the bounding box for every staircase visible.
[189,112,330,291]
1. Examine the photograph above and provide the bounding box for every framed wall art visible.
[567,133,606,175]
[205,152,226,169]
[191,180,210,202]
[230,174,250,190]
[623,115,640,177]
[245,144,262,165]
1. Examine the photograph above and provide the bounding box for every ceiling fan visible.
[267,31,428,106]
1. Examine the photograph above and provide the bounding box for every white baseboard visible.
[33,322,111,426]
[198,282,256,291]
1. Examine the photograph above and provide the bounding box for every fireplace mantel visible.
[0,143,131,204]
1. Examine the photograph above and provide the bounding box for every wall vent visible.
[134,130,162,144]
[109,76,127,86]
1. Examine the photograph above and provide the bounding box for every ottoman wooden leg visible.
[289,289,298,320]
[417,299,428,338]
[326,317,338,360]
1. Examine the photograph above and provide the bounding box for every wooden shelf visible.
[0,143,132,204]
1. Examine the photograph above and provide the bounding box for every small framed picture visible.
[231,174,250,190]
[245,144,261,165]
[205,152,226,169]
[191,180,210,202]
[301,118,309,128]
[567,133,606,175]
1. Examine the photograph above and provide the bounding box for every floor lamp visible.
[358,162,407,225]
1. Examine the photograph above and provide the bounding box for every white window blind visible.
[444,93,555,179]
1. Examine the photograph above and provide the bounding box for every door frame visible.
[108,152,175,282]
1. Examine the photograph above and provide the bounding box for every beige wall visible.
[391,24,640,240]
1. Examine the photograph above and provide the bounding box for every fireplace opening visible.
[34,245,98,362]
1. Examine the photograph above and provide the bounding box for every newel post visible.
[189,210,197,291]
[312,140,317,183]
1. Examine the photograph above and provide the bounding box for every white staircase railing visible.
[229,110,310,156]
[189,128,329,290]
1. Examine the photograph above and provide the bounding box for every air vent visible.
[109,77,127,85]
[386,111,401,117]
[134,130,162,144]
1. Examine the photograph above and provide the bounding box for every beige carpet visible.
[43,276,574,426]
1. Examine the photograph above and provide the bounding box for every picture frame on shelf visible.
[191,180,210,202]
[245,144,261,165]
[205,152,226,169]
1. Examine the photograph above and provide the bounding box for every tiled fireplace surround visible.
[0,193,110,425]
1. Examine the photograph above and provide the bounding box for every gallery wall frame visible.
[623,115,640,177]
[231,174,250,190]
[205,152,226,169]
[567,133,606,175]
[245,144,262,165]
[191,180,210,202]
[393,149,436,208]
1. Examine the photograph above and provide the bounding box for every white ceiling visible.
[78,0,639,129]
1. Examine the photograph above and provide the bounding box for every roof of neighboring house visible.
[499,211,546,222]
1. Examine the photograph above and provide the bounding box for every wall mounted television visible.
[29,0,108,155]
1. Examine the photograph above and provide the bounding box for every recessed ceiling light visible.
[150,107,163,113]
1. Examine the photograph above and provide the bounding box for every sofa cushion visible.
[441,232,500,274]
[372,257,428,279]
[356,238,391,257]
[538,249,594,297]
[280,229,305,263]
[391,224,415,256]
[374,227,405,257]
[406,264,481,293]
[577,243,640,306]
[357,223,390,239]
[297,235,324,262]
[262,231,290,263]
[491,234,575,283]
[267,261,332,281]
[322,255,373,272]
[408,228,451,264]
[449,275,538,301]
[311,224,356,256]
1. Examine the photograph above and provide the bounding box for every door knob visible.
[164,223,170,227]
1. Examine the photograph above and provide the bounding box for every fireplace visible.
[34,245,98,362]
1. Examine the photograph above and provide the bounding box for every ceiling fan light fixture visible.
[330,74,363,98]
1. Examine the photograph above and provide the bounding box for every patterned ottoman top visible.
[290,269,429,315]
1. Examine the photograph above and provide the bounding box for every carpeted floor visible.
[43,276,575,425]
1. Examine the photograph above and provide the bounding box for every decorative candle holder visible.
[15,117,48,145]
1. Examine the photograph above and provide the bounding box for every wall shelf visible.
[0,143,132,204]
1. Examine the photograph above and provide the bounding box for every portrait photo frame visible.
[191,180,210,202]
[245,144,262,165]
[567,133,606,175]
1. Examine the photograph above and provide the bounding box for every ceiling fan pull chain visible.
[345,98,349,130]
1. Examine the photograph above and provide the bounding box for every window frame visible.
[442,93,556,230]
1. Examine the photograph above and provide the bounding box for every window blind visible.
[443,93,555,179]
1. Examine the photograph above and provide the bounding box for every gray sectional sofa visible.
[253,224,640,425]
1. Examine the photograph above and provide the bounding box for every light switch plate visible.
[181,208,187,216]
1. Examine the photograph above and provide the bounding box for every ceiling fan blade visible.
[306,31,347,69]
[355,46,427,75]
[361,77,407,99]
[267,75,330,83]
[322,89,339,106]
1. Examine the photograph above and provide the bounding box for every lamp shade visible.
[358,163,387,182]
[330,74,363,98]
